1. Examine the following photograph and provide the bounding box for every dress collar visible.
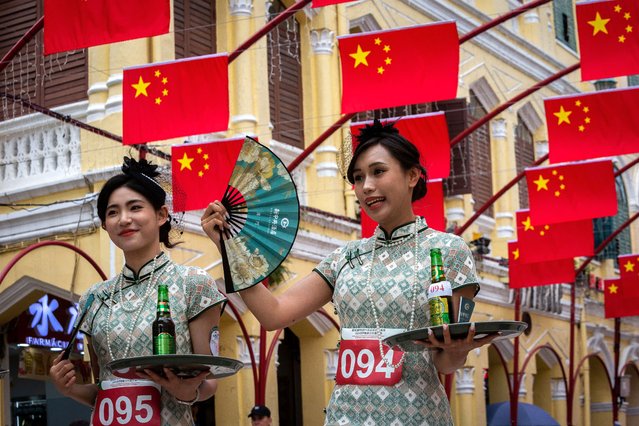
[374,216,428,243]
[122,252,170,281]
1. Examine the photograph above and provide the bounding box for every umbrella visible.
[486,402,560,426]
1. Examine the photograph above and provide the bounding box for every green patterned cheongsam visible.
[314,219,479,426]
[79,252,226,426]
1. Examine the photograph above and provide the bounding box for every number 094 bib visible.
[335,328,405,386]
[92,379,161,426]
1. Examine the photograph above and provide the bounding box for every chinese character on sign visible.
[29,295,63,337]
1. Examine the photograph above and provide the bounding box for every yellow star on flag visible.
[131,76,151,98]
[534,175,550,191]
[177,153,195,171]
[609,283,618,294]
[624,261,635,272]
[554,106,572,125]
[512,248,520,260]
[349,45,371,68]
[522,216,535,232]
[588,12,610,36]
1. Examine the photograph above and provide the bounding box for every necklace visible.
[364,217,421,369]
[105,255,160,361]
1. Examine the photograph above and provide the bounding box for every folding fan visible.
[171,136,299,293]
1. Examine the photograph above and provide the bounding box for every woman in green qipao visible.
[202,120,495,425]
[50,157,226,426]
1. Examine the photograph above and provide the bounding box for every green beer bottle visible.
[427,248,454,326]
[153,284,176,355]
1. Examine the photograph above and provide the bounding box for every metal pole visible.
[0,16,44,72]
[459,0,551,44]
[287,113,355,172]
[0,241,107,286]
[511,289,521,425]
[567,211,639,425]
[455,154,548,236]
[450,63,580,148]
[229,0,312,63]
[613,317,621,423]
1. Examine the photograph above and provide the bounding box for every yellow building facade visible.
[1,0,639,425]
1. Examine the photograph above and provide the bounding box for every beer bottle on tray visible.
[427,248,454,326]
[153,284,176,355]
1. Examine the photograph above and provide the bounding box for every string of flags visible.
[42,0,639,305]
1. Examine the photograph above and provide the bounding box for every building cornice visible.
[401,0,579,95]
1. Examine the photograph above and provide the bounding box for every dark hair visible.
[97,157,178,248]
[347,119,428,202]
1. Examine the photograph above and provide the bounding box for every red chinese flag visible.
[361,179,445,237]
[525,159,617,225]
[515,210,594,263]
[576,0,639,81]
[617,254,639,297]
[508,241,575,289]
[44,0,170,55]
[350,112,450,179]
[312,0,352,7]
[171,138,244,212]
[545,87,639,163]
[123,54,229,145]
[603,278,639,318]
[338,22,459,114]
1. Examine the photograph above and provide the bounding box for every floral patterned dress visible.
[79,252,226,426]
[314,219,479,426]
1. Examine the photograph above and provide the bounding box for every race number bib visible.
[92,380,161,426]
[335,328,404,386]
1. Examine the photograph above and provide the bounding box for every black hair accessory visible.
[122,156,160,179]
[356,118,400,144]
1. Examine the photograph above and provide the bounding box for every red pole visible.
[257,280,270,404]
[455,154,548,236]
[0,16,43,72]
[450,63,580,148]
[511,289,521,425]
[287,113,355,172]
[225,300,260,402]
[228,0,312,63]
[566,211,639,425]
[258,326,267,404]
[260,328,284,403]
[613,318,621,423]
[0,241,107,286]
[459,0,551,44]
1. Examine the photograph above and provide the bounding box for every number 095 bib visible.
[92,379,161,426]
[335,328,405,386]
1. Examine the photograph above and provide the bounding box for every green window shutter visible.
[553,0,577,51]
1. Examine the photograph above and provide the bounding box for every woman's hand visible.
[141,368,208,403]
[412,323,499,374]
[201,201,230,251]
[49,353,77,396]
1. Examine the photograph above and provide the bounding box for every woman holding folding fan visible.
[202,120,494,424]
[50,157,226,426]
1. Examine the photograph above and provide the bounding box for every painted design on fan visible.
[226,235,270,288]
